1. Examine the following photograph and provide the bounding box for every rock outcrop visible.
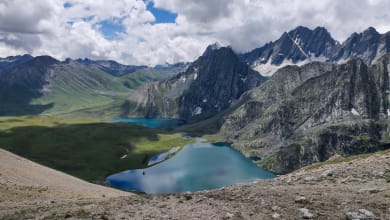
[221,55,390,174]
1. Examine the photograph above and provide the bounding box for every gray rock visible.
[272,205,281,211]
[346,209,377,220]
[224,212,234,219]
[321,169,334,177]
[298,208,314,219]
[295,196,307,204]
[115,213,126,219]
[272,213,281,219]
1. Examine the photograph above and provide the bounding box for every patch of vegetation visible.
[353,134,372,143]
[0,116,193,182]
[258,154,280,173]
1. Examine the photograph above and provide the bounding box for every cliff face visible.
[221,55,390,174]
[131,46,266,122]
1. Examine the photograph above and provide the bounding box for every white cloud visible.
[0,0,389,65]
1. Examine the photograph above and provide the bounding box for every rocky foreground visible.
[0,149,389,220]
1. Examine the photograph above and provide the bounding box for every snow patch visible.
[387,109,390,117]
[120,154,127,159]
[193,67,199,80]
[192,106,202,116]
[181,76,186,82]
[202,98,207,103]
[253,59,299,77]
[253,54,328,77]
[308,53,328,63]
[372,42,387,63]
[287,32,309,58]
[351,108,360,116]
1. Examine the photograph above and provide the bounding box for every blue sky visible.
[146,2,177,25]
[91,1,177,40]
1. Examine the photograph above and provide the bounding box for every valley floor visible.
[1,149,389,219]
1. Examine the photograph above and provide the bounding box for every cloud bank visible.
[0,0,389,65]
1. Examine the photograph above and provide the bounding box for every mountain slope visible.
[0,56,59,115]
[0,149,127,199]
[220,54,390,173]
[0,55,184,117]
[130,46,266,122]
[242,26,390,76]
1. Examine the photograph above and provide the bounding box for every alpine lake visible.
[106,118,275,194]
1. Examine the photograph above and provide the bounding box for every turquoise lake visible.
[106,142,276,194]
[111,117,185,128]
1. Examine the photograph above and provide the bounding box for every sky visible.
[0,0,390,66]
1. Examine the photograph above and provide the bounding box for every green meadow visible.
[0,116,193,182]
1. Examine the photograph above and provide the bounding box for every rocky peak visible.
[202,42,224,57]
[178,46,266,121]
[242,26,337,76]
[335,27,383,64]
[30,56,59,66]
[132,45,266,122]
[362,27,380,36]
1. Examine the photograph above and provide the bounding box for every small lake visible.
[111,117,185,129]
[106,142,275,194]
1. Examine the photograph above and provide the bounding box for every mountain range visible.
[1,26,389,174]
[242,26,390,76]
[0,55,187,116]
[127,26,390,173]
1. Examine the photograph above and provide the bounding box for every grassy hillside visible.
[0,116,193,181]
[0,58,183,117]
[31,64,139,116]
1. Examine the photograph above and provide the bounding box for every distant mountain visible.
[130,46,266,121]
[73,58,147,77]
[153,62,190,74]
[0,56,185,116]
[242,26,390,76]
[333,27,390,63]
[0,54,33,71]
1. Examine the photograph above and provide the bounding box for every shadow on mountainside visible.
[0,56,59,116]
[0,122,176,182]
